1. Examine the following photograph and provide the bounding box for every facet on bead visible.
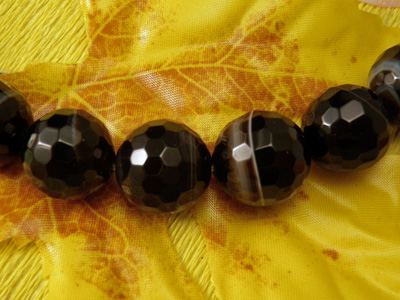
[213,111,310,206]
[302,85,392,172]
[23,109,115,199]
[368,44,400,125]
[0,82,33,166]
[115,120,211,213]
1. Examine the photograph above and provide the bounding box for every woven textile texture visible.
[0,0,400,299]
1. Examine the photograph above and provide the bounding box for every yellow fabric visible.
[0,240,48,299]
[359,2,400,27]
[0,0,400,299]
[0,0,88,73]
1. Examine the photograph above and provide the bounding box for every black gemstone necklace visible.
[0,44,399,213]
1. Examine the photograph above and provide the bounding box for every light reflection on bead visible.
[23,109,115,200]
[368,44,400,125]
[303,85,392,172]
[116,120,211,213]
[213,111,310,206]
[0,82,33,166]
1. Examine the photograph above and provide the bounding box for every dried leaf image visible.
[0,0,400,299]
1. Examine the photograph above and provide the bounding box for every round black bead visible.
[213,111,310,206]
[368,44,400,125]
[0,82,33,166]
[115,120,211,213]
[302,85,392,172]
[23,109,115,199]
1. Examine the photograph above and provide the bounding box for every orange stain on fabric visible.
[1,0,398,298]
[323,249,339,261]
[272,220,290,233]
[201,223,227,247]
[296,190,309,201]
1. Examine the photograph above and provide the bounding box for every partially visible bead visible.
[0,82,33,166]
[213,111,310,206]
[368,44,400,125]
[23,109,115,200]
[303,85,392,172]
[116,120,211,213]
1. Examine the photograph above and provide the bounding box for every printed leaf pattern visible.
[1,0,400,299]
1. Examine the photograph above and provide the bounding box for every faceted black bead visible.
[368,44,400,125]
[213,111,310,206]
[302,85,392,172]
[0,82,33,166]
[23,109,115,199]
[115,120,211,213]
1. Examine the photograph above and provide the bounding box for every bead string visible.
[0,44,399,213]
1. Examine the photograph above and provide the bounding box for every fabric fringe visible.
[168,210,220,300]
[359,2,400,27]
[0,239,48,300]
[0,0,88,73]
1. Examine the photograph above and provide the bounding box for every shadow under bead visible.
[23,109,115,200]
[0,82,33,167]
[213,111,310,206]
[115,120,211,214]
[368,44,400,125]
[302,85,393,172]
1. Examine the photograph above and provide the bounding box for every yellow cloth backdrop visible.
[0,0,400,299]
